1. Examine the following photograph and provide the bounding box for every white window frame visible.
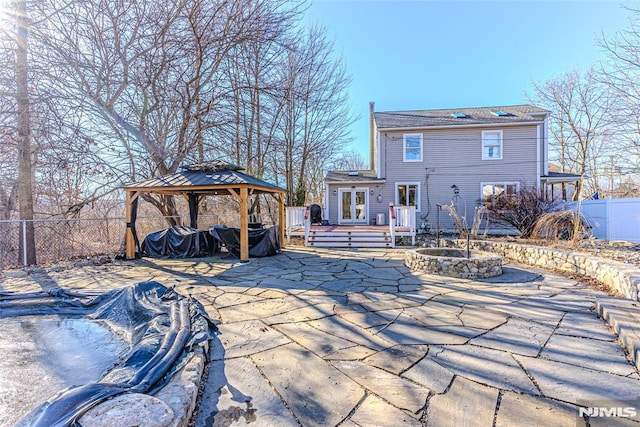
[395,182,421,212]
[482,130,503,160]
[481,181,519,205]
[403,133,423,162]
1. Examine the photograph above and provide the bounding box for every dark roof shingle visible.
[325,170,384,183]
[374,104,549,129]
[126,169,284,192]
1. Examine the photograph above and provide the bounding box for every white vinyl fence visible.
[569,198,640,242]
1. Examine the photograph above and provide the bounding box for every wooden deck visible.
[285,205,416,248]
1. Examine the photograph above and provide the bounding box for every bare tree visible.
[599,7,640,175]
[276,25,356,205]
[329,150,368,172]
[529,68,615,200]
[33,0,299,222]
[1,0,37,263]
[0,38,18,221]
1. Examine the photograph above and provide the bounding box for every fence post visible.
[22,219,27,266]
[606,198,612,241]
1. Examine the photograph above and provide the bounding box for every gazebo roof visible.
[125,161,284,195]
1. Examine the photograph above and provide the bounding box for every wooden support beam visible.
[239,186,249,262]
[125,190,139,259]
[276,192,285,248]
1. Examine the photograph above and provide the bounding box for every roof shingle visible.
[374,104,549,129]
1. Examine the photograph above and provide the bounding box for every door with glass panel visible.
[338,188,368,224]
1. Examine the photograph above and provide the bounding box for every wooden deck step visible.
[307,230,393,248]
[308,241,393,248]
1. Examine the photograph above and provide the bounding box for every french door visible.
[338,188,368,224]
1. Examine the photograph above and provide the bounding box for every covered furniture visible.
[142,226,218,258]
[210,225,280,258]
[124,161,286,262]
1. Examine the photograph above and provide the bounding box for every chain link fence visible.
[0,214,221,269]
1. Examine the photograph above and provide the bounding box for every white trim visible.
[376,121,544,132]
[394,182,421,212]
[403,133,423,162]
[480,181,520,203]
[481,130,503,160]
[543,116,549,175]
[376,129,381,178]
[326,180,386,185]
[324,185,330,222]
[536,124,541,190]
[337,187,369,224]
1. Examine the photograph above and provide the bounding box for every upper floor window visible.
[403,134,423,162]
[396,182,420,211]
[482,130,503,160]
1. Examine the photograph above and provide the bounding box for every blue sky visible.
[305,0,635,159]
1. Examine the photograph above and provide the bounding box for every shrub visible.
[485,186,554,238]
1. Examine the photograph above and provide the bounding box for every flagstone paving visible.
[2,246,640,426]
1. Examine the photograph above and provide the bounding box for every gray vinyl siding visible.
[327,184,339,224]
[378,125,539,230]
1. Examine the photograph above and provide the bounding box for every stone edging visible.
[405,248,502,279]
[79,342,208,426]
[452,240,640,302]
[596,298,640,370]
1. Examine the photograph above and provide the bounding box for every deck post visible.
[389,203,396,248]
[304,205,311,246]
[410,206,416,245]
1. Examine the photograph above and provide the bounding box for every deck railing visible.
[390,204,416,245]
[286,205,416,247]
[285,206,307,243]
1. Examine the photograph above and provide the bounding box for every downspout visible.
[324,184,329,223]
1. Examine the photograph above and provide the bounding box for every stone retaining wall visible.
[452,240,640,301]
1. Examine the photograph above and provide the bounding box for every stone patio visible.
[2,246,640,426]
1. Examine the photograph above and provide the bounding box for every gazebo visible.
[124,161,286,262]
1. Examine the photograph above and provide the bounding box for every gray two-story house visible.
[325,103,579,231]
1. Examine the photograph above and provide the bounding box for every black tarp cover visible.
[210,225,280,258]
[7,281,215,427]
[142,226,218,258]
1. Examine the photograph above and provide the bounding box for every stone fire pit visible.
[405,248,502,279]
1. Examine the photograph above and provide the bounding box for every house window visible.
[482,182,519,204]
[403,134,423,162]
[482,130,503,160]
[396,182,420,211]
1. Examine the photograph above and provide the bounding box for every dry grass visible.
[530,210,590,241]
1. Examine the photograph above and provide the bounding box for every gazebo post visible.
[125,190,138,259]
[239,186,249,262]
[276,193,285,248]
